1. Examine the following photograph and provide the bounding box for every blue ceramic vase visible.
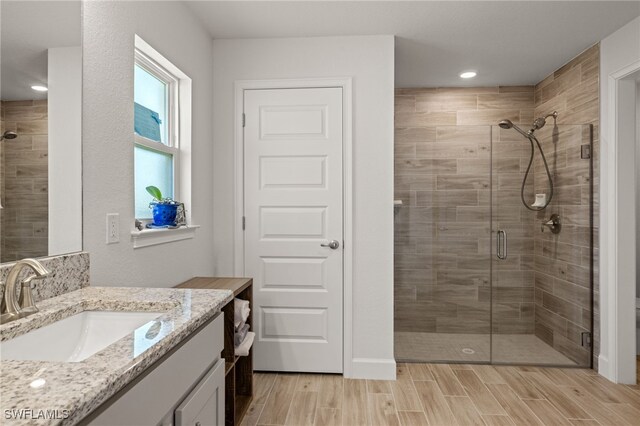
[152,203,178,226]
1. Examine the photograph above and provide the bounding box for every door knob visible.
[321,240,340,249]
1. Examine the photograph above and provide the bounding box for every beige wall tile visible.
[415,93,477,112]
[17,120,48,135]
[395,126,437,143]
[457,109,520,126]
[396,111,457,127]
[533,43,598,365]
[478,92,534,110]
[1,100,48,262]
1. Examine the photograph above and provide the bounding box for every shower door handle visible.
[496,230,508,260]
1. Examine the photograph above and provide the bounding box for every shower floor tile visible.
[395,332,577,365]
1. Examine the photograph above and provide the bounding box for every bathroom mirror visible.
[0,1,82,263]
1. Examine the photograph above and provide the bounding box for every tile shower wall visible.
[0,100,49,262]
[491,122,537,334]
[533,44,599,366]
[394,87,535,336]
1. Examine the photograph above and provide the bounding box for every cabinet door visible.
[175,358,225,426]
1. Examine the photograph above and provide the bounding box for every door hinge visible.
[242,216,246,231]
[242,113,246,128]
[581,332,592,348]
[581,144,591,159]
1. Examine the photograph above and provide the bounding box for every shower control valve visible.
[541,214,561,234]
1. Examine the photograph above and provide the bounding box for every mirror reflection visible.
[0,0,82,262]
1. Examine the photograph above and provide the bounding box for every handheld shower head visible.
[497,113,557,212]
[498,120,513,129]
[498,119,530,138]
[0,131,17,141]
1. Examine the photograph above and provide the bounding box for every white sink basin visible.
[0,311,164,362]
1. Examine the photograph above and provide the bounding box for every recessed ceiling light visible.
[31,85,48,92]
[459,71,477,79]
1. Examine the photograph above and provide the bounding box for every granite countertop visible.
[0,286,233,426]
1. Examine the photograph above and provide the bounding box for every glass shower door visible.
[394,125,493,363]
[491,124,593,367]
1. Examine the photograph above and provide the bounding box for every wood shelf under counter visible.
[175,277,253,426]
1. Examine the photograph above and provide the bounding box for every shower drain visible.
[461,348,476,355]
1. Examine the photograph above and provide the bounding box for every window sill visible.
[131,225,200,249]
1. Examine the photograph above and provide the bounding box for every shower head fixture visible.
[0,131,17,141]
[499,111,558,137]
[530,111,558,133]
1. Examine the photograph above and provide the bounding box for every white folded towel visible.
[234,323,250,347]
[234,298,250,328]
[235,331,255,357]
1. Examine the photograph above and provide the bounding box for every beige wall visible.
[533,44,599,366]
[213,36,396,376]
[394,86,536,337]
[0,100,49,262]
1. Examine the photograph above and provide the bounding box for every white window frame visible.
[134,49,180,216]
[131,35,196,248]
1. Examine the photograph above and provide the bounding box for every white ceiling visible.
[1,1,81,101]
[2,1,637,98]
[185,0,640,88]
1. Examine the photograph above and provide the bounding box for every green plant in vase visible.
[146,186,179,227]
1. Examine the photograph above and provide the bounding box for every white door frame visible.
[233,78,354,376]
[600,59,640,383]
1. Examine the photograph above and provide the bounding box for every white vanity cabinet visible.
[86,313,225,426]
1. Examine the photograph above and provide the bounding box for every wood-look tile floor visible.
[241,363,640,426]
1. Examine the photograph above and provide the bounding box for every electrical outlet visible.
[106,213,119,244]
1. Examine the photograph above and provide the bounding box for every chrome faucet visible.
[541,214,561,234]
[0,259,50,324]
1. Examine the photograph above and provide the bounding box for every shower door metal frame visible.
[489,123,594,369]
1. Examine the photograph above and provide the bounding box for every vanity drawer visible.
[175,357,225,426]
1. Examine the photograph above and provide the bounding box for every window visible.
[131,36,195,247]
[134,45,180,219]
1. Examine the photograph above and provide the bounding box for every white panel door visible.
[244,87,343,373]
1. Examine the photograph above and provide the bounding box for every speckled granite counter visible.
[0,286,233,425]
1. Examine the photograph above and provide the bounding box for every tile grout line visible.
[252,374,278,426]
[281,375,301,426]
[385,377,402,426]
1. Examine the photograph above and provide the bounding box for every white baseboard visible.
[598,355,612,380]
[347,358,396,380]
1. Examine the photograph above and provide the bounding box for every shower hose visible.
[521,134,554,211]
